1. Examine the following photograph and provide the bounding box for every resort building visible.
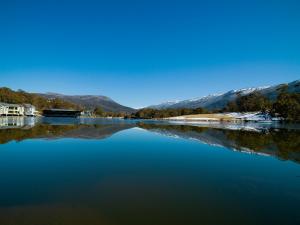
[0,103,37,116]
[0,103,25,116]
[24,104,36,116]
[81,110,93,117]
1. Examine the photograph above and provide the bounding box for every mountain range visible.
[147,79,300,110]
[37,93,136,113]
[35,80,299,112]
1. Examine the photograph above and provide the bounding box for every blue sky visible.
[0,0,299,108]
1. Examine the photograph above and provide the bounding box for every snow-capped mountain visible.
[147,80,300,110]
[148,100,180,109]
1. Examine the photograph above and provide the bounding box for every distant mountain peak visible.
[147,100,181,109]
[187,93,224,102]
[231,86,271,95]
[45,92,112,100]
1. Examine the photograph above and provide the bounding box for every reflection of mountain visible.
[138,123,300,164]
[1,119,299,164]
[0,124,135,144]
[55,124,135,140]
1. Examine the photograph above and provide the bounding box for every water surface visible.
[0,117,299,225]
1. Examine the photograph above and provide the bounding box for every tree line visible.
[125,107,209,119]
[93,107,128,117]
[223,89,300,121]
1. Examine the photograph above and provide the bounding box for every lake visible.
[0,117,299,225]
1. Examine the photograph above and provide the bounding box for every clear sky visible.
[0,0,299,108]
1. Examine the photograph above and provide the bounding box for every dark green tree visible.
[225,92,271,112]
[94,107,104,116]
[273,92,300,121]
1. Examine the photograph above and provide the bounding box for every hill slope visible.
[37,93,136,113]
[0,87,79,110]
[148,80,300,110]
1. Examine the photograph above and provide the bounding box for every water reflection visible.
[0,123,135,144]
[0,117,299,164]
[0,118,299,225]
[138,123,300,164]
[0,116,36,129]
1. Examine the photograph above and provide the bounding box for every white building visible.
[0,103,25,116]
[0,102,8,115]
[81,110,93,117]
[23,104,36,116]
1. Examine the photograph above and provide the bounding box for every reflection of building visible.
[24,117,36,128]
[0,116,37,129]
[0,117,24,128]
[0,103,24,116]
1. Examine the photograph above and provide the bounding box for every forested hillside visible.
[38,93,135,113]
[0,88,80,110]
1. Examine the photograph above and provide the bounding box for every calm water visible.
[0,117,299,225]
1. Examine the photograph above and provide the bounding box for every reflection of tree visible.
[1,122,300,164]
[271,130,300,159]
[0,124,135,144]
[0,125,84,144]
[222,129,300,160]
[139,123,300,164]
[137,122,209,133]
[224,130,273,151]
